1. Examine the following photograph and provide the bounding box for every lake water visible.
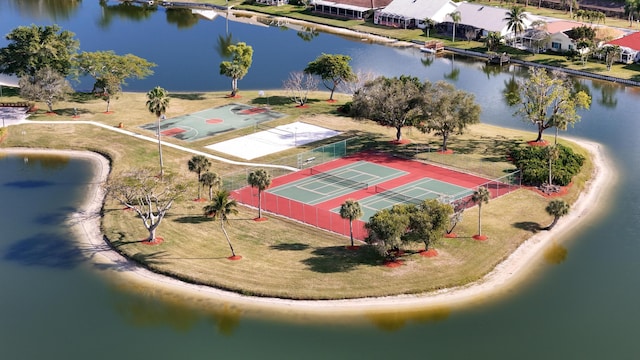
[2,1,640,359]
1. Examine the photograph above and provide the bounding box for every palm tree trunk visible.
[477,204,482,236]
[258,189,263,218]
[545,216,560,230]
[221,221,236,256]
[349,220,354,247]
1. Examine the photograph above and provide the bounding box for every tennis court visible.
[140,103,286,142]
[231,151,520,241]
[336,178,475,221]
[267,161,407,205]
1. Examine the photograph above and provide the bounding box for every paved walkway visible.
[7,118,298,171]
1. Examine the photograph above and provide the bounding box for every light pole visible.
[157,114,165,179]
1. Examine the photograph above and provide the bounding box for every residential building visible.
[373,0,457,29]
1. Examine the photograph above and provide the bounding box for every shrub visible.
[510,144,584,186]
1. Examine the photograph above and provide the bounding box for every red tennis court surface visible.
[232,151,519,241]
[206,119,223,124]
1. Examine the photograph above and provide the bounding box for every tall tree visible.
[423,18,436,38]
[304,53,356,101]
[504,6,529,45]
[0,24,79,77]
[146,86,170,179]
[339,199,363,248]
[417,81,481,152]
[350,75,424,142]
[74,51,156,112]
[514,67,591,143]
[471,186,491,239]
[188,155,212,200]
[485,32,504,52]
[247,168,272,220]
[219,42,253,97]
[404,199,452,251]
[625,0,640,27]
[447,11,461,42]
[599,45,622,71]
[203,189,240,258]
[18,67,73,113]
[200,171,222,201]
[544,199,570,230]
[283,71,318,107]
[365,206,411,260]
[106,168,186,243]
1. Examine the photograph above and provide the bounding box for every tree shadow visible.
[169,93,206,100]
[513,221,542,233]
[269,242,310,251]
[301,245,382,273]
[174,215,210,224]
[3,232,86,269]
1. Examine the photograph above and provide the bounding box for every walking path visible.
[16,118,298,171]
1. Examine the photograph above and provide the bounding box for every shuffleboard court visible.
[140,103,286,142]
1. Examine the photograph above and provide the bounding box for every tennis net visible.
[374,185,429,205]
[310,168,368,190]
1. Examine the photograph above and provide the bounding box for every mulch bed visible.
[141,237,164,245]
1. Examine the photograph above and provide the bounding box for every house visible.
[310,0,392,20]
[519,20,582,53]
[605,31,640,63]
[453,2,533,39]
[373,0,457,29]
[255,0,288,5]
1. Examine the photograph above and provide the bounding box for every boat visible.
[420,47,436,54]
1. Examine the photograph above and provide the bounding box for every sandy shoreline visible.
[0,138,614,319]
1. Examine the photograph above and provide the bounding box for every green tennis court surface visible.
[344,178,475,220]
[267,161,407,205]
[140,103,286,142]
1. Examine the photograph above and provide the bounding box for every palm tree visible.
[188,155,211,200]
[423,18,436,38]
[504,6,529,46]
[471,186,491,240]
[544,199,570,230]
[339,199,363,248]
[203,189,240,258]
[200,171,222,201]
[247,168,272,220]
[447,11,461,42]
[485,31,504,52]
[146,86,170,179]
[600,45,621,71]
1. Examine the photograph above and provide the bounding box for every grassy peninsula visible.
[0,89,593,300]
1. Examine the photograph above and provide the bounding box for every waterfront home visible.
[310,0,393,20]
[373,0,457,29]
[605,31,640,64]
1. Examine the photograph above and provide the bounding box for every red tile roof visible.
[606,31,640,51]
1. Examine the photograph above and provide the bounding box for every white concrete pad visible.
[205,121,341,160]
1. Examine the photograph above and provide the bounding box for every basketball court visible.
[140,103,286,142]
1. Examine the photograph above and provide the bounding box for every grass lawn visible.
[0,89,593,300]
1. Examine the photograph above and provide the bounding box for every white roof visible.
[378,0,458,22]
[455,2,533,35]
